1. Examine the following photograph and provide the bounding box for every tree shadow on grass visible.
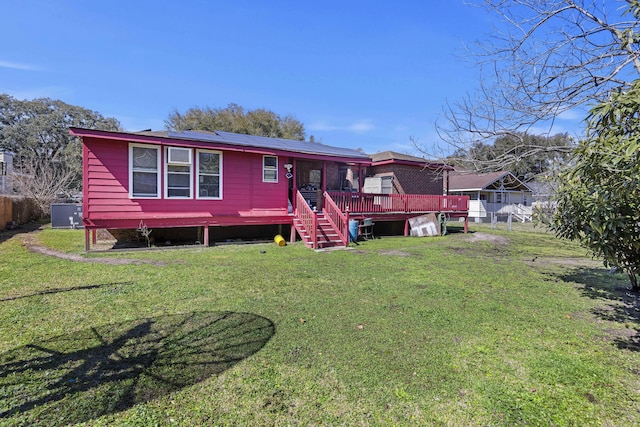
[0,221,43,245]
[0,311,275,426]
[559,266,640,351]
[0,281,135,302]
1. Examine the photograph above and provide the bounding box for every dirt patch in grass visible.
[20,232,165,266]
[465,232,510,245]
[351,250,369,255]
[378,250,411,257]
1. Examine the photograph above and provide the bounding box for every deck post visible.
[312,207,318,249]
[204,224,209,247]
[290,222,296,243]
[92,229,97,245]
[344,207,350,246]
[84,229,90,252]
[404,218,409,236]
[322,161,327,193]
[464,216,469,233]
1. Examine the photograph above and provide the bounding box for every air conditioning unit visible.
[168,147,191,164]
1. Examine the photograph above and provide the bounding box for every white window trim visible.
[164,146,193,199]
[129,143,161,199]
[263,155,278,183]
[196,149,223,200]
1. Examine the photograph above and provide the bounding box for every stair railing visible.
[295,190,318,248]
[322,191,349,246]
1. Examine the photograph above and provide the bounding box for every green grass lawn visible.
[1,224,639,426]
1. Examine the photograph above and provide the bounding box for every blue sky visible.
[1,1,579,156]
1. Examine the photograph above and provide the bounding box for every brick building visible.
[367,151,451,195]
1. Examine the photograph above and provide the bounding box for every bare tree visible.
[11,156,77,217]
[429,0,640,172]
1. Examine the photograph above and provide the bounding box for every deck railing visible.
[322,191,349,246]
[327,191,469,214]
[295,190,318,248]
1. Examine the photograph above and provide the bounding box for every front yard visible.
[0,224,638,426]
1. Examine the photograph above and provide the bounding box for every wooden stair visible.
[293,213,344,249]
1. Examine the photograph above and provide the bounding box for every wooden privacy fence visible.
[0,196,37,230]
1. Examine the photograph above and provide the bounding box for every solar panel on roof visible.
[166,130,369,159]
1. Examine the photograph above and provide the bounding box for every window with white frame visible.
[165,147,192,198]
[197,150,222,199]
[130,144,160,198]
[263,155,278,182]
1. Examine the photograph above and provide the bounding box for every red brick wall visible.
[369,164,444,195]
[295,160,323,190]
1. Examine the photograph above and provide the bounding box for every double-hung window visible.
[165,147,192,198]
[263,155,278,182]
[196,150,222,199]
[130,144,160,198]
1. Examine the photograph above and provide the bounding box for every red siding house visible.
[70,128,468,250]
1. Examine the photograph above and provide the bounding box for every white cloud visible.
[308,119,375,134]
[556,108,586,121]
[346,120,375,133]
[0,60,39,71]
[4,86,71,100]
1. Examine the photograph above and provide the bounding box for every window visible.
[165,147,192,198]
[263,155,278,182]
[130,144,160,198]
[197,150,222,199]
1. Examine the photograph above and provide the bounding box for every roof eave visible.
[69,127,371,164]
[371,159,454,170]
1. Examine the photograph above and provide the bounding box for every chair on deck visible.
[359,218,375,240]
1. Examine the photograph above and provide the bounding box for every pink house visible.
[70,128,468,250]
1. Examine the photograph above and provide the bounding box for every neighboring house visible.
[0,152,13,194]
[527,179,556,210]
[366,151,452,196]
[448,171,533,222]
[69,128,469,250]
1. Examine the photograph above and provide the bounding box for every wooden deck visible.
[327,191,468,217]
[292,191,470,249]
[83,191,470,251]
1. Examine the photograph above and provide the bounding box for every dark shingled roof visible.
[370,150,453,169]
[370,150,432,163]
[154,130,371,160]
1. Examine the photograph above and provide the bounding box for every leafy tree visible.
[432,0,640,172]
[0,94,120,216]
[165,103,306,140]
[552,80,640,290]
[450,132,573,180]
